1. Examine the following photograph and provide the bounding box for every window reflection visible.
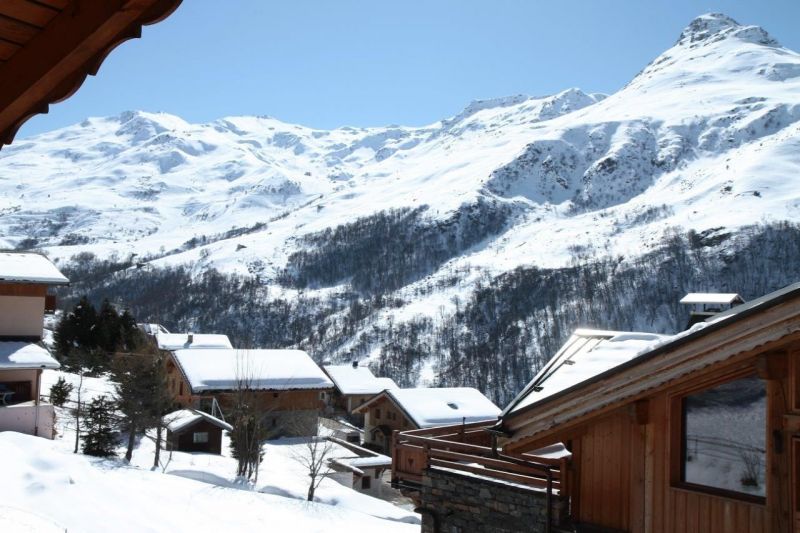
[683,375,766,497]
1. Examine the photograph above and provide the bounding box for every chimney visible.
[187,332,194,344]
[352,360,358,369]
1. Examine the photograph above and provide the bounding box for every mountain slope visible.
[2,13,800,401]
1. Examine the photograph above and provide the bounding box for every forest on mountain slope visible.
[55,218,800,406]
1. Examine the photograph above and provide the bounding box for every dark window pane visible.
[683,375,766,497]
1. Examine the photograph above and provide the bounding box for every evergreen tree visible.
[113,348,172,463]
[82,395,117,457]
[49,377,73,407]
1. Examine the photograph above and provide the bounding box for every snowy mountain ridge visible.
[2,13,800,383]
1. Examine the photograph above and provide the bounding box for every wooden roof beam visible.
[0,0,182,147]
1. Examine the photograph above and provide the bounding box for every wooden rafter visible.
[0,0,182,148]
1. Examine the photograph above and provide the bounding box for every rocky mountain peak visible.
[676,13,779,48]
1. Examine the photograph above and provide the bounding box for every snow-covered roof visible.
[329,453,392,475]
[164,409,232,433]
[680,292,744,305]
[157,332,232,351]
[375,377,399,390]
[323,365,398,395]
[504,329,669,416]
[359,387,501,428]
[0,342,60,369]
[172,348,334,392]
[0,252,68,285]
[139,323,170,336]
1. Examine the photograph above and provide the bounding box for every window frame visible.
[669,368,767,505]
[192,431,209,444]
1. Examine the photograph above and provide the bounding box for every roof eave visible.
[502,281,800,425]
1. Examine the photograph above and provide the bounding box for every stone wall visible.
[419,466,564,533]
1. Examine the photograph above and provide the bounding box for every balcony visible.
[0,401,55,439]
[392,421,571,532]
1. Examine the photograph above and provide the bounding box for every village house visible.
[355,387,501,455]
[163,408,233,455]
[392,283,800,533]
[165,347,334,437]
[0,253,68,439]
[327,436,393,496]
[322,362,398,425]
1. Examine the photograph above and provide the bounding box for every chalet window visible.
[361,476,371,490]
[375,408,381,420]
[179,382,184,396]
[681,375,766,499]
[193,432,209,444]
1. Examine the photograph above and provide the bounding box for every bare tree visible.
[291,432,336,501]
[229,350,270,483]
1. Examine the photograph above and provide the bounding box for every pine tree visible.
[49,377,73,407]
[82,395,117,457]
[113,348,172,463]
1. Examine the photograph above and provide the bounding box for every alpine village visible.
[1,2,799,533]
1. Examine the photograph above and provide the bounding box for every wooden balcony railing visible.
[392,420,569,532]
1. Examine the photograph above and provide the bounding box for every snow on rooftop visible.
[157,332,232,351]
[0,342,59,369]
[164,409,232,433]
[507,330,670,414]
[375,377,398,390]
[680,293,744,305]
[0,253,68,285]
[173,348,333,392]
[383,387,501,428]
[140,323,170,336]
[323,365,398,395]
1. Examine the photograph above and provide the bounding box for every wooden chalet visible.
[164,408,232,455]
[322,363,398,425]
[327,436,393,496]
[0,252,68,438]
[681,291,745,328]
[354,387,501,455]
[165,348,334,437]
[393,282,800,532]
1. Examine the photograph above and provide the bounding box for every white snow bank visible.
[0,431,417,533]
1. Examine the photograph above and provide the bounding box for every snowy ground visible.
[0,370,419,532]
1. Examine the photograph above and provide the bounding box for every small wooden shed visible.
[164,409,232,455]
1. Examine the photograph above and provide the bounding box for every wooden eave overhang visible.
[0,0,183,148]
[499,282,800,448]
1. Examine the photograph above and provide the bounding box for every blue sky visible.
[19,0,800,137]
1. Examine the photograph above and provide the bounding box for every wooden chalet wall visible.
[503,317,800,532]
[0,283,48,338]
[362,395,414,453]
[167,418,223,455]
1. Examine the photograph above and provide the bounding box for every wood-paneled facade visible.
[356,394,415,454]
[498,284,800,532]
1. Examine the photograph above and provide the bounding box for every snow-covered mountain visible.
[3,14,800,398]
